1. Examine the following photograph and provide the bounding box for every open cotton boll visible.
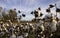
[51,20,57,32]
[40,25,44,31]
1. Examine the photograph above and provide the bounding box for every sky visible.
[0,0,20,10]
[0,0,60,21]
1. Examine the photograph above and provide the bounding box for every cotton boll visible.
[20,25,23,27]
[40,25,44,31]
[51,20,57,32]
[6,24,9,26]
[50,33,53,37]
